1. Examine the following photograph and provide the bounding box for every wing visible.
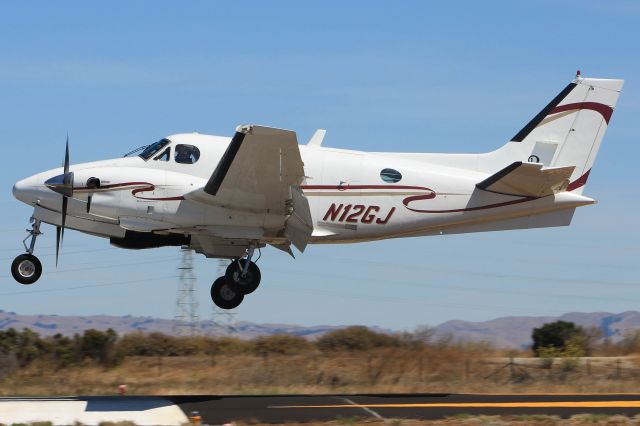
[185,124,313,252]
[477,161,575,198]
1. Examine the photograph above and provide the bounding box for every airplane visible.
[10,73,623,309]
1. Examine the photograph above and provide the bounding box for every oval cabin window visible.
[380,168,402,183]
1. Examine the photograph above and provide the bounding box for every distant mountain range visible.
[433,311,640,348]
[0,309,345,340]
[1,309,639,349]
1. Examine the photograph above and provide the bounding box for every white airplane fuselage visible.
[9,76,624,308]
[14,133,596,246]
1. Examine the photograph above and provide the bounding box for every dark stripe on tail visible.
[511,82,577,142]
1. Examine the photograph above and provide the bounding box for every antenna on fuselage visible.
[307,129,326,146]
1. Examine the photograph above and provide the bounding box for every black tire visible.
[225,259,261,294]
[210,276,244,309]
[11,254,42,285]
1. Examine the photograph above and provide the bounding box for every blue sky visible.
[0,1,638,330]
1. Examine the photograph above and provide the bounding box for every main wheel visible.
[11,254,42,285]
[210,276,244,309]
[225,259,261,294]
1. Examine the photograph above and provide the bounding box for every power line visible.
[262,265,640,304]
[0,275,174,296]
[311,254,640,288]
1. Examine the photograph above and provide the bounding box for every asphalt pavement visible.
[171,393,640,423]
[3,394,640,424]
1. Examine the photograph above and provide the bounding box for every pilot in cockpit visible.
[174,144,199,164]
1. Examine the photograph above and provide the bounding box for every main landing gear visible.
[11,219,43,285]
[210,246,261,309]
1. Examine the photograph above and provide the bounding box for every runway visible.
[3,394,640,425]
[173,393,640,423]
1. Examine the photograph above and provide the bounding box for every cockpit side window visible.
[154,147,170,162]
[139,138,170,160]
[174,144,201,164]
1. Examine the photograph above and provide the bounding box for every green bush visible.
[532,321,588,357]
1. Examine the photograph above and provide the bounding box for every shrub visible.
[79,328,121,366]
[532,321,586,357]
[316,326,399,352]
[251,334,314,355]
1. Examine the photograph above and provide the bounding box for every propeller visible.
[44,137,74,266]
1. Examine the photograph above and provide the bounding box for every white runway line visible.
[0,397,188,426]
[338,397,385,420]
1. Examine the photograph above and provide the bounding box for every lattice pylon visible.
[173,248,199,336]
[208,258,238,337]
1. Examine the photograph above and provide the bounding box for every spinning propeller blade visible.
[64,136,70,175]
[48,136,72,267]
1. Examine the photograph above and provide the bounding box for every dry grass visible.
[2,349,640,396]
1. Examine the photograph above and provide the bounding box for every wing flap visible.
[477,161,575,197]
[202,124,305,213]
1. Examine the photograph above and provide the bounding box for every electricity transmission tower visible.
[173,248,199,336]
[208,259,238,337]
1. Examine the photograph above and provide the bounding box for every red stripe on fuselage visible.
[74,181,185,201]
[300,184,436,191]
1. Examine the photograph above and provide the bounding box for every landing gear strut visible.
[210,245,262,309]
[11,219,43,285]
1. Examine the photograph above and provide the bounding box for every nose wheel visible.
[210,245,262,309]
[11,218,43,285]
[11,253,42,285]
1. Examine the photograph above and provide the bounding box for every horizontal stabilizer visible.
[477,161,574,198]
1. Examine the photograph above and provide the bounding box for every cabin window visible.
[154,148,170,162]
[174,144,201,164]
[380,168,402,183]
[139,138,170,160]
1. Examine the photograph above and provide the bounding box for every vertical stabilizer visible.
[505,76,623,194]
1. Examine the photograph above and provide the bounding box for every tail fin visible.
[505,76,623,194]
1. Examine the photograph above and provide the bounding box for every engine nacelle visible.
[110,230,190,250]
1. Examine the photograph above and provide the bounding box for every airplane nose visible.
[12,176,40,205]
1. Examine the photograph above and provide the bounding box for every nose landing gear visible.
[11,219,43,285]
[210,245,262,309]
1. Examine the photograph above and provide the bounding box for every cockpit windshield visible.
[138,139,171,160]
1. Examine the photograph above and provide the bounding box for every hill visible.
[434,311,640,348]
[0,309,343,339]
[1,309,639,348]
